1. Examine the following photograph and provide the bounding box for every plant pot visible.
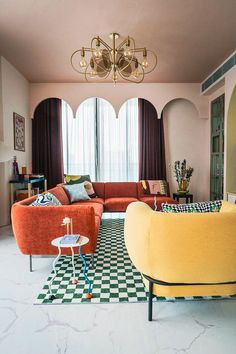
[177,180,189,194]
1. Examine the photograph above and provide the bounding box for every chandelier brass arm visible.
[70,32,157,83]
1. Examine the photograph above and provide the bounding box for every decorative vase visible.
[177,180,189,194]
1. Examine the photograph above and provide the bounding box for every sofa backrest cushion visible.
[92,182,105,199]
[105,182,138,198]
[49,186,70,205]
[125,201,236,286]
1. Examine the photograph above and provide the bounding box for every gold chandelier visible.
[70,33,157,83]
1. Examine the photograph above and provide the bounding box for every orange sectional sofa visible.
[11,182,176,269]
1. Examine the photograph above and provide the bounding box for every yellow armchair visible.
[124,201,236,320]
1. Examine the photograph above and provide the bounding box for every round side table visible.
[49,235,92,300]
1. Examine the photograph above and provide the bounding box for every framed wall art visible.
[13,113,25,152]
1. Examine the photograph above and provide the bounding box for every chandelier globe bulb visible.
[79,58,87,68]
[89,69,97,78]
[94,46,102,58]
[141,58,149,68]
[132,68,141,79]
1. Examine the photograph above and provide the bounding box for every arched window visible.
[62,98,138,181]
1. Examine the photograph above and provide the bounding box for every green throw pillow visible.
[64,174,91,185]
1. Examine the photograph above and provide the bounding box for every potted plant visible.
[174,159,194,194]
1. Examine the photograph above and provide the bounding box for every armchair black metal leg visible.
[29,255,33,272]
[148,280,153,321]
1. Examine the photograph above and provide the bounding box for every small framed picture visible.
[13,113,25,151]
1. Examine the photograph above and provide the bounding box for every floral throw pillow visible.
[140,180,168,196]
[30,192,61,206]
[83,181,97,198]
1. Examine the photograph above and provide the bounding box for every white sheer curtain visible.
[98,98,138,181]
[62,97,138,182]
[62,98,96,180]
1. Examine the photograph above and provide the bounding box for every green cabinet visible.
[210,94,224,200]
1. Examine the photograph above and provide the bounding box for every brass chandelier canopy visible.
[70,33,157,83]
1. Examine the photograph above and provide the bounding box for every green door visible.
[210,94,224,200]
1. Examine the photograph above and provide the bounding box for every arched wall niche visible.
[161,98,199,118]
[33,96,159,120]
[75,97,116,119]
[226,85,236,194]
[29,83,209,119]
[163,98,210,202]
[33,97,73,118]
[118,97,159,118]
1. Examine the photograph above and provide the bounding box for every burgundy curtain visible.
[32,98,63,189]
[138,98,166,180]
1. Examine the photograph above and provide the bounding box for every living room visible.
[0,1,236,353]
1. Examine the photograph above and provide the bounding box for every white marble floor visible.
[1,225,236,354]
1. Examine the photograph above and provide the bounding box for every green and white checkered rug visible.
[35,219,236,305]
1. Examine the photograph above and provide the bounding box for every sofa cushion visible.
[105,182,137,198]
[63,184,90,203]
[105,197,138,212]
[30,192,61,206]
[72,201,103,218]
[139,196,177,210]
[92,182,105,199]
[72,197,104,205]
[162,200,222,213]
[49,186,70,205]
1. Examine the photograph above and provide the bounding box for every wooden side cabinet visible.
[9,177,47,205]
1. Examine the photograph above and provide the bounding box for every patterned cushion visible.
[162,200,222,213]
[140,180,168,195]
[30,192,61,206]
[64,174,91,184]
[83,181,97,198]
[63,183,90,203]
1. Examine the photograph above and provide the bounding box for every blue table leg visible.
[79,246,92,298]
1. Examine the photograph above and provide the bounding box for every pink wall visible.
[30,83,209,119]
[164,99,210,201]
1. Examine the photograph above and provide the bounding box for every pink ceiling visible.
[0,0,235,83]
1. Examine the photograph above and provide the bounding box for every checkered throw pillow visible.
[162,200,222,213]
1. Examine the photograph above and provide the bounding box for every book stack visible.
[60,234,80,245]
